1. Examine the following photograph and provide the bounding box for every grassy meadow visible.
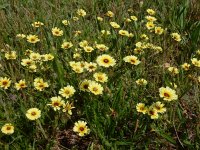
[0,0,200,149]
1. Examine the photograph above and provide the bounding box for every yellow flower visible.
[16,34,26,39]
[26,108,41,120]
[88,81,103,95]
[43,54,54,61]
[97,17,103,21]
[101,30,111,35]
[191,58,200,67]
[33,78,49,91]
[32,21,44,27]
[123,55,141,65]
[73,53,81,59]
[79,80,92,91]
[148,107,159,119]
[77,9,86,17]
[79,40,88,48]
[118,30,129,37]
[96,44,109,52]
[134,48,144,54]
[15,80,27,90]
[61,41,73,49]
[29,52,41,61]
[106,11,114,17]
[73,120,90,137]
[181,63,190,71]
[59,85,76,99]
[167,67,179,75]
[125,18,132,23]
[48,96,64,111]
[155,27,164,35]
[171,33,181,42]
[70,62,84,73]
[140,34,149,40]
[130,16,138,21]
[147,9,156,15]
[145,16,157,22]
[96,54,116,68]
[52,27,63,36]
[85,62,97,72]
[110,22,120,28]
[62,20,70,26]
[0,77,11,89]
[152,101,166,113]
[21,59,34,67]
[136,78,147,85]
[159,86,178,101]
[146,22,155,30]
[83,46,94,52]
[93,72,108,83]
[73,17,79,21]
[5,51,17,60]
[136,103,147,114]
[62,101,75,115]
[1,123,14,135]
[27,35,40,43]
[28,64,37,72]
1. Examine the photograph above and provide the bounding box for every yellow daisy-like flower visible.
[79,80,92,92]
[0,77,11,89]
[16,34,26,39]
[155,27,164,35]
[79,40,88,48]
[62,101,75,115]
[146,22,155,30]
[123,55,141,65]
[26,108,41,120]
[48,96,64,111]
[136,78,147,86]
[27,35,40,43]
[97,17,103,21]
[85,62,97,72]
[159,86,178,101]
[93,72,108,83]
[181,63,190,71]
[118,30,129,37]
[88,81,103,95]
[171,33,181,42]
[5,51,17,60]
[140,34,149,40]
[15,79,27,90]
[106,11,114,17]
[29,52,41,61]
[191,58,200,67]
[77,9,86,17]
[21,59,34,67]
[32,21,44,27]
[148,106,159,119]
[1,123,14,135]
[61,41,73,49]
[152,101,166,114]
[146,9,156,15]
[136,103,147,114]
[110,22,120,29]
[101,30,111,36]
[83,46,94,53]
[52,27,63,36]
[145,16,157,22]
[43,54,54,61]
[59,85,76,99]
[96,54,116,68]
[33,78,49,91]
[62,19,70,26]
[96,44,109,52]
[167,67,179,75]
[73,121,90,137]
[130,16,138,21]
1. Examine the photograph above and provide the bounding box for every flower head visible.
[136,103,147,114]
[1,123,14,135]
[0,77,11,89]
[123,55,141,65]
[159,86,178,101]
[26,108,41,120]
[27,35,40,43]
[48,96,64,111]
[59,85,76,99]
[15,79,27,90]
[88,81,103,95]
[96,54,116,68]
[52,27,63,36]
[73,121,90,137]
